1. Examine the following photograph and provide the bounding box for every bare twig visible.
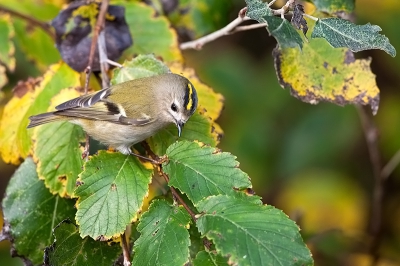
[180,15,251,50]
[303,13,319,21]
[130,151,165,165]
[268,0,278,7]
[180,1,297,50]
[274,0,295,19]
[106,59,123,68]
[230,23,268,34]
[381,149,400,180]
[356,106,384,262]
[85,0,109,93]
[0,5,55,40]
[121,232,131,266]
[97,30,110,89]
[141,141,160,161]
[152,172,168,195]
[81,0,109,159]
[137,141,167,165]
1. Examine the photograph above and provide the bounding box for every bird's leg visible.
[129,151,166,165]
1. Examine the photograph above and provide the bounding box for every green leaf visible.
[33,122,84,196]
[264,16,304,49]
[148,111,219,156]
[0,0,61,70]
[13,19,60,71]
[193,250,229,266]
[163,141,252,205]
[273,37,381,114]
[196,195,313,266]
[0,1,61,70]
[0,0,61,21]
[111,54,170,85]
[0,14,15,72]
[1,158,76,265]
[132,200,191,266]
[44,220,120,266]
[188,220,205,260]
[245,1,303,49]
[244,0,273,20]
[117,1,182,62]
[33,87,85,197]
[0,62,80,164]
[305,0,355,13]
[74,151,153,239]
[312,18,396,57]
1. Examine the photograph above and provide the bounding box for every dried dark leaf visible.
[51,2,133,72]
[12,77,41,98]
[291,4,308,36]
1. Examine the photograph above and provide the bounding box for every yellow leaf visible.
[0,62,80,164]
[274,38,380,114]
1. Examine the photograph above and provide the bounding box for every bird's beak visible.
[177,121,184,137]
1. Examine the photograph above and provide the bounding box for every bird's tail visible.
[27,112,65,128]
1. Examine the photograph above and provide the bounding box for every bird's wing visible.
[55,88,112,110]
[55,99,154,126]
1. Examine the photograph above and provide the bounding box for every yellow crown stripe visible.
[187,83,193,110]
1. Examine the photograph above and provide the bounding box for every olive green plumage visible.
[28,73,198,154]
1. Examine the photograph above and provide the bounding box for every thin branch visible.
[160,171,197,222]
[268,0,278,7]
[130,151,165,165]
[141,141,159,161]
[180,0,298,50]
[274,0,295,19]
[0,5,55,40]
[98,30,110,89]
[180,15,251,50]
[85,0,109,93]
[381,149,400,180]
[303,13,319,21]
[230,23,268,34]
[152,172,168,195]
[145,145,198,232]
[107,59,123,68]
[82,0,109,159]
[121,232,131,266]
[356,106,384,262]
[357,106,382,185]
[139,141,167,165]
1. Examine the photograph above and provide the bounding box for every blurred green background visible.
[1,0,400,265]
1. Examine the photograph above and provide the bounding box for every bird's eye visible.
[171,103,178,112]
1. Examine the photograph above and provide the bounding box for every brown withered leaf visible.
[291,4,308,36]
[12,77,42,98]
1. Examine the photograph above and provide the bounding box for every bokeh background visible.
[1,0,399,265]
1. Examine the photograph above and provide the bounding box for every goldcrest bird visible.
[28,73,198,155]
